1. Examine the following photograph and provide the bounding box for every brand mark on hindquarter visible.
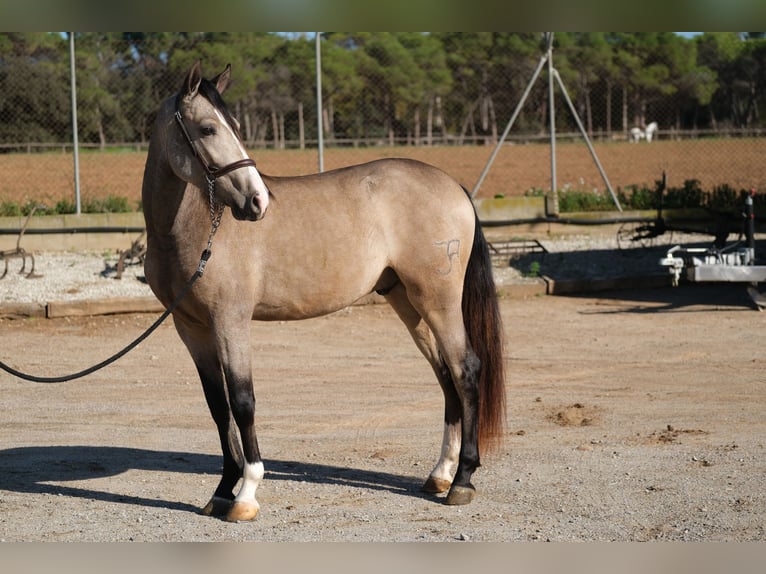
[434,239,460,275]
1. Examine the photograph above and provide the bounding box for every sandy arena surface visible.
[0,232,764,542]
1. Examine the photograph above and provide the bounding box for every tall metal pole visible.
[315,32,324,173]
[69,33,81,215]
[473,32,619,212]
[546,33,559,216]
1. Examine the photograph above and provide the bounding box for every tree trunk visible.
[435,95,445,143]
[426,97,433,146]
[298,101,304,149]
[488,96,498,144]
[97,108,106,151]
[621,83,628,134]
[244,113,252,145]
[459,99,479,145]
[271,107,279,149]
[605,80,612,138]
[413,107,420,146]
[324,99,334,143]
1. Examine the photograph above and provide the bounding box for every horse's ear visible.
[184,61,203,98]
[212,64,232,95]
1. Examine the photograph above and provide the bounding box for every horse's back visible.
[264,157,474,237]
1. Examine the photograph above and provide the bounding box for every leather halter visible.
[174,99,258,253]
[174,106,256,188]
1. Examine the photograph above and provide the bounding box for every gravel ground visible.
[0,231,729,306]
[1,250,152,305]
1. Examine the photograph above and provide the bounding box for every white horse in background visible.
[630,121,658,143]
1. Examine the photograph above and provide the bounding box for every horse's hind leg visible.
[384,285,463,496]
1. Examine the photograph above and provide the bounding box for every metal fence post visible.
[69,32,81,215]
[315,32,324,173]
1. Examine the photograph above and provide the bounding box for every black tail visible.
[461,193,507,452]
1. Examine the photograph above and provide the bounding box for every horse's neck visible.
[142,143,204,244]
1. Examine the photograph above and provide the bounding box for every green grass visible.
[0,196,139,216]
[525,179,765,214]
[2,179,762,217]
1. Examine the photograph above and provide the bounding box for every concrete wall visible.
[1,200,719,253]
[0,213,145,252]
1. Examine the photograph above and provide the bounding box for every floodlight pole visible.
[471,32,621,213]
[546,32,559,215]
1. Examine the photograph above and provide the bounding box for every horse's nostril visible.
[249,194,267,220]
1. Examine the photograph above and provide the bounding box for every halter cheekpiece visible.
[173,108,257,189]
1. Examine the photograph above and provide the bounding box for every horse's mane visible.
[175,77,243,140]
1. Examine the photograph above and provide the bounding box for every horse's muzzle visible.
[233,191,268,221]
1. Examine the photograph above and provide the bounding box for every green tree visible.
[696,33,747,128]
[0,33,69,144]
[563,33,614,135]
[72,33,133,147]
[318,33,364,144]
[394,32,452,145]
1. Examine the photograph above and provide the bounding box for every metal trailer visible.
[659,192,766,309]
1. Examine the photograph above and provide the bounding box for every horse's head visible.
[172,62,269,222]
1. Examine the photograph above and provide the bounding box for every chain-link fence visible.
[2,32,766,216]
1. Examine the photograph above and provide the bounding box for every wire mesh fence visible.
[2,32,766,215]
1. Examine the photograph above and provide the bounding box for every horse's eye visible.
[201,126,216,137]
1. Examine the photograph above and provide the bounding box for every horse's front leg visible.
[219,325,263,522]
[175,322,245,517]
[176,318,263,521]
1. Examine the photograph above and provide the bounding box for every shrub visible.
[556,179,763,214]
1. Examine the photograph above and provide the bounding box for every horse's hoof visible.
[445,484,476,505]
[200,496,232,517]
[225,500,260,522]
[422,476,452,494]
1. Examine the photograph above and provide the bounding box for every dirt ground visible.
[0,282,764,542]
[3,138,766,209]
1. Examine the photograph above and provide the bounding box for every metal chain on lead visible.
[207,177,224,246]
[197,177,225,276]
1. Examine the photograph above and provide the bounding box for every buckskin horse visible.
[141,62,506,522]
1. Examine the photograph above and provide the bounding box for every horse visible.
[645,121,658,142]
[629,121,658,143]
[141,61,506,522]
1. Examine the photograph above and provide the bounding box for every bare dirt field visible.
[2,138,766,209]
[1,281,764,542]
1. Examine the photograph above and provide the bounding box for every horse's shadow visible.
[0,445,428,514]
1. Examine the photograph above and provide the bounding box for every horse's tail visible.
[462,192,507,453]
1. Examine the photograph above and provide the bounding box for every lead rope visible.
[0,196,224,384]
